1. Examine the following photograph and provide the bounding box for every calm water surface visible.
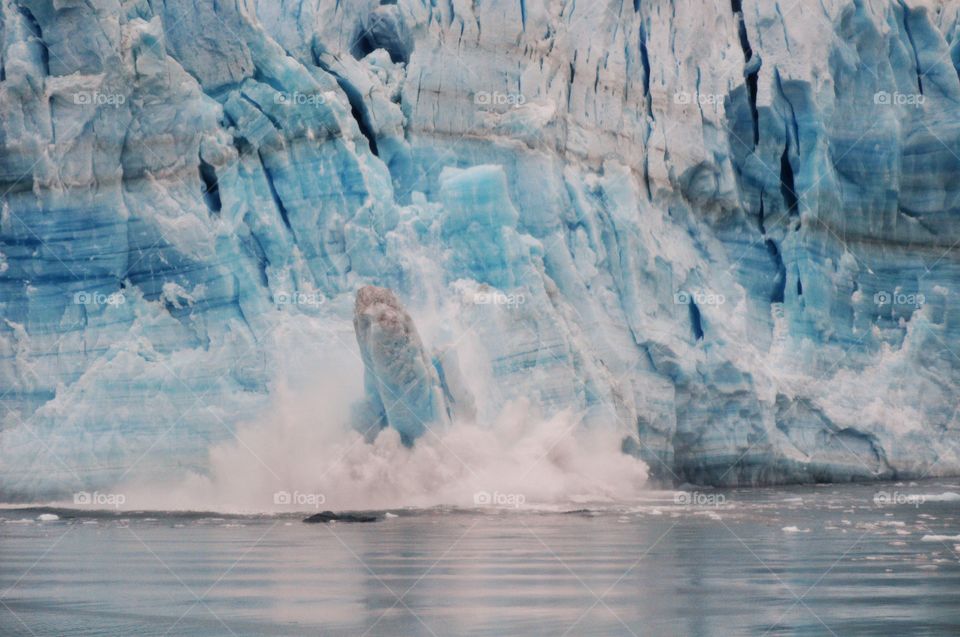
[2,481,959,636]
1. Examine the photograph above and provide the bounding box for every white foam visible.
[916,492,960,502]
[921,534,960,542]
[121,377,648,512]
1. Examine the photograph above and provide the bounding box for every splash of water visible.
[122,384,647,513]
[114,296,647,512]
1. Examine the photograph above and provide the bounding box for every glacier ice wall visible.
[1,0,959,499]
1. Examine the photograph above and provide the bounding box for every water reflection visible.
[2,482,959,635]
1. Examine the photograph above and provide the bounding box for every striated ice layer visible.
[0,0,959,499]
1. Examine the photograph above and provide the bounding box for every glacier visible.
[1,0,959,500]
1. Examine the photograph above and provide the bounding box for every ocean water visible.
[1,481,959,636]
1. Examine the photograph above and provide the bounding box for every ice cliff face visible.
[1,0,959,499]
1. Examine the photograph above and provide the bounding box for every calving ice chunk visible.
[0,0,957,500]
[352,286,453,445]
